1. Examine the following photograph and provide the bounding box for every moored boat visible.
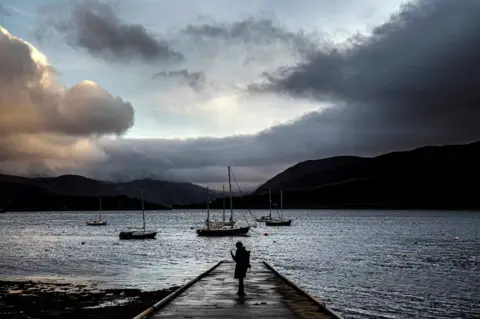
[86,198,107,226]
[265,190,292,227]
[196,167,250,237]
[119,189,157,239]
[197,225,250,236]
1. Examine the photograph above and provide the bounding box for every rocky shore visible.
[0,280,178,319]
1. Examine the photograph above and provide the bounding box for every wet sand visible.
[0,280,178,319]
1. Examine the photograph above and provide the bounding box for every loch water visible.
[0,210,479,318]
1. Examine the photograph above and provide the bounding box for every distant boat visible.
[119,189,157,239]
[206,185,236,227]
[86,198,107,226]
[255,188,273,222]
[197,167,250,237]
[266,190,292,226]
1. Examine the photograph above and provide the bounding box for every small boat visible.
[206,185,236,227]
[255,188,273,222]
[119,230,157,239]
[265,190,292,227]
[119,189,157,240]
[86,198,107,226]
[197,225,250,236]
[196,167,250,237]
[265,219,292,226]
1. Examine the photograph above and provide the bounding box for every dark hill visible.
[215,141,480,209]
[0,182,166,211]
[255,141,480,195]
[0,174,208,207]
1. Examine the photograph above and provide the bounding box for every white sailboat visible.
[86,198,107,226]
[266,190,292,226]
[206,185,236,227]
[197,166,250,236]
[256,188,273,222]
[119,189,157,239]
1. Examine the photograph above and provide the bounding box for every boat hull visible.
[197,226,250,237]
[206,220,236,227]
[255,216,272,222]
[266,219,292,226]
[86,221,107,226]
[119,231,157,239]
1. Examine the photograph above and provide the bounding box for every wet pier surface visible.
[148,262,340,319]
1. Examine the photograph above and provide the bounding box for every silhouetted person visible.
[230,241,250,296]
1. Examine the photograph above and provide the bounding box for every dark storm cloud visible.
[182,17,318,55]
[86,0,480,185]
[152,69,206,91]
[255,0,480,147]
[37,1,184,63]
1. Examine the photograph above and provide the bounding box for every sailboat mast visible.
[280,190,283,219]
[141,189,145,231]
[269,188,272,217]
[228,166,233,221]
[222,185,226,221]
[99,198,102,220]
[206,187,210,223]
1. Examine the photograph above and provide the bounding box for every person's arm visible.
[230,250,236,262]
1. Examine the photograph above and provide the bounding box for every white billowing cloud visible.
[0,25,134,175]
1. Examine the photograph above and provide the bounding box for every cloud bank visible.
[92,0,480,186]
[256,0,480,146]
[4,0,480,188]
[0,26,134,175]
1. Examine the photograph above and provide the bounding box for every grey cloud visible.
[152,69,206,91]
[182,17,318,55]
[37,1,184,63]
[255,0,480,146]
[8,0,479,188]
[80,0,480,186]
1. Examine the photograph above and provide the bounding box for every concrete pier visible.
[134,261,343,319]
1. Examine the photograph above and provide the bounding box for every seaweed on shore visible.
[0,280,178,319]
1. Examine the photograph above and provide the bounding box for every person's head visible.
[236,241,243,249]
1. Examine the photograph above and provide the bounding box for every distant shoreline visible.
[3,206,480,212]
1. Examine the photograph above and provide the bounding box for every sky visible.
[1,0,479,189]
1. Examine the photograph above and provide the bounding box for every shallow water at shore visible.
[0,210,479,318]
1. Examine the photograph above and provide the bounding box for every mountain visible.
[0,174,208,208]
[0,181,167,211]
[249,141,480,209]
[114,179,208,206]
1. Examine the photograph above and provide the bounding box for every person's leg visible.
[238,277,245,296]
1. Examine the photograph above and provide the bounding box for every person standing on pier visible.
[230,241,251,296]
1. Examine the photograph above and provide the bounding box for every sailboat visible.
[197,167,250,236]
[119,189,157,239]
[255,188,273,222]
[86,198,107,226]
[206,185,236,227]
[266,190,292,226]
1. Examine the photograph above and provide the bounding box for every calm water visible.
[0,210,479,318]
